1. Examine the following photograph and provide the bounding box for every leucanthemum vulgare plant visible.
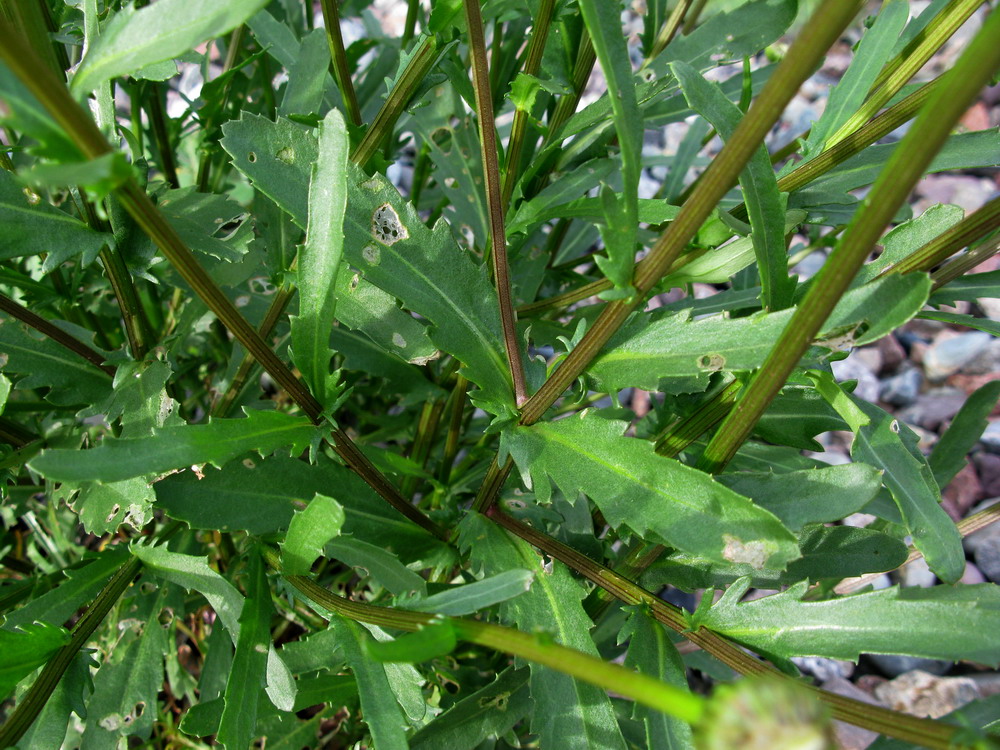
[1,0,1000,747]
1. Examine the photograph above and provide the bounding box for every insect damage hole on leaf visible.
[722,534,770,569]
[698,353,726,371]
[371,203,408,246]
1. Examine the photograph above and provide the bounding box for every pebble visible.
[963,338,1000,375]
[974,453,1000,497]
[867,654,953,679]
[879,367,922,407]
[832,352,881,403]
[979,421,1000,454]
[897,387,967,431]
[923,332,993,381]
[960,561,986,585]
[820,677,881,750]
[942,462,984,521]
[897,557,936,589]
[962,498,1000,583]
[873,670,979,719]
[792,656,854,683]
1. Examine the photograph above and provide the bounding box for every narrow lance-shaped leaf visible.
[698,577,1000,665]
[280,494,345,576]
[290,108,348,409]
[70,0,270,95]
[218,553,272,750]
[504,410,799,570]
[29,409,317,483]
[578,0,641,293]
[928,380,1000,489]
[326,537,428,596]
[458,513,627,750]
[671,60,794,310]
[808,371,965,583]
[399,569,534,616]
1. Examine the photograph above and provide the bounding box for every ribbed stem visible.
[320,0,363,127]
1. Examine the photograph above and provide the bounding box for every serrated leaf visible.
[290,108,348,409]
[855,203,965,284]
[400,569,534,616]
[409,667,531,750]
[0,318,112,406]
[218,554,271,750]
[332,617,410,750]
[0,170,114,270]
[342,164,513,411]
[326,537,427,596]
[458,514,626,750]
[717,463,883,531]
[918,310,1000,336]
[0,622,70,700]
[700,578,1000,665]
[366,621,458,663]
[504,411,798,570]
[928,270,1000,307]
[646,525,907,591]
[281,494,345,576]
[753,386,848,451]
[279,28,330,118]
[506,158,615,236]
[810,373,965,584]
[929,380,1000,489]
[588,273,930,392]
[153,455,448,562]
[672,60,794,309]
[29,409,316,483]
[80,586,171,746]
[803,0,909,155]
[620,609,694,750]
[158,187,254,263]
[579,0,640,290]
[219,113,437,364]
[70,0,269,95]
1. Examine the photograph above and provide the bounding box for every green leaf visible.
[409,667,531,750]
[0,622,70,700]
[279,28,330,118]
[810,372,965,584]
[505,410,798,569]
[218,554,272,750]
[506,158,615,236]
[717,463,883,531]
[803,0,909,155]
[671,60,794,310]
[928,380,1000,489]
[0,317,112,407]
[3,550,128,632]
[588,273,930,392]
[153,455,448,562]
[753,386,848,451]
[331,617,411,750]
[70,0,270,95]
[326,537,428,596]
[854,203,965,284]
[280,494,345,576]
[917,310,1000,336]
[342,164,513,411]
[578,0,641,291]
[458,513,627,750]
[400,569,534,616]
[21,152,134,205]
[0,61,80,161]
[928,270,1000,307]
[80,586,172,744]
[700,578,1000,665]
[290,108,348,409]
[219,113,438,364]
[646,525,907,591]
[29,409,316,483]
[366,621,458,663]
[158,188,254,263]
[620,609,694,750]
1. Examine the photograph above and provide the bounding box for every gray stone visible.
[962,338,1000,375]
[898,557,937,589]
[832,352,880,403]
[879,367,923,407]
[873,670,980,719]
[924,332,993,381]
[980,421,1000,454]
[897,387,967,431]
[974,537,1000,583]
[792,656,854,682]
[868,654,952,678]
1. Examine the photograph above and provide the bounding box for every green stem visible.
[931,234,1000,291]
[825,0,982,149]
[544,29,596,148]
[0,293,114,375]
[437,375,469,484]
[500,0,556,209]
[401,397,446,499]
[681,0,708,34]
[0,556,142,747]
[464,0,528,406]
[654,375,740,457]
[320,0,363,127]
[517,0,865,427]
[885,194,1000,277]
[487,509,971,749]
[402,0,419,48]
[352,36,437,168]
[699,8,1000,473]
[261,546,705,724]
[145,84,179,188]
[0,28,445,542]
[195,25,245,192]
[643,0,692,65]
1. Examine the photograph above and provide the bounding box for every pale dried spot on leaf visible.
[243,458,256,469]
[361,177,379,191]
[372,203,408,245]
[22,187,40,205]
[408,350,440,366]
[392,332,407,348]
[247,151,257,163]
[235,295,251,307]
[890,420,901,434]
[276,146,295,164]
[697,353,725,371]
[124,503,148,530]
[0,353,8,367]
[99,714,123,731]
[362,244,380,265]
[106,504,121,523]
[722,534,770,569]
[349,273,361,291]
